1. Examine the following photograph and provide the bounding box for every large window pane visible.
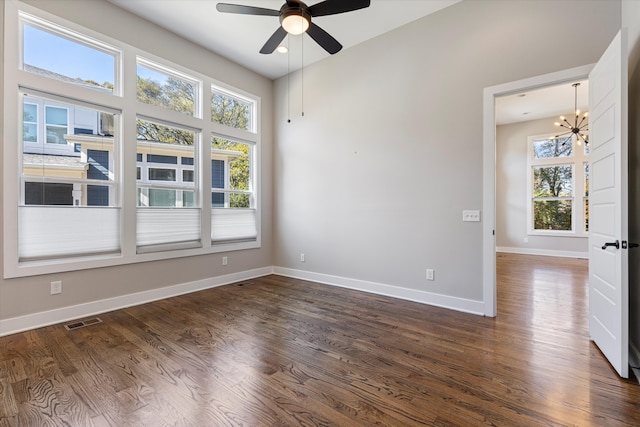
[136,119,196,207]
[211,87,254,131]
[22,95,117,207]
[137,60,196,116]
[211,136,252,208]
[18,93,119,261]
[136,118,199,248]
[533,137,572,159]
[533,200,572,231]
[531,164,574,232]
[22,22,115,93]
[533,165,573,197]
[137,118,194,145]
[210,136,255,242]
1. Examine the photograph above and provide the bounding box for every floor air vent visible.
[64,317,102,330]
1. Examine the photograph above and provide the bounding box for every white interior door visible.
[588,29,629,378]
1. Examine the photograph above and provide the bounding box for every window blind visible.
[137,208,201,247]
[18,206,120,260]
[211,208,257,242]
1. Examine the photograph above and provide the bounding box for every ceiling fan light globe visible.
[282,14,309,35]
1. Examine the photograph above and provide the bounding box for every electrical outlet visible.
[300,253,305,262]
[523,237,529,243]
[426,269,435,281]
[222,256,228,266]
[462,210,481,222]
[50,280,62,295]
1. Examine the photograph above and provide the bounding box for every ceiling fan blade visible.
[260,26,288,54]
[216,3,280,16]
[306,23,342,54]
[308,0,370,17]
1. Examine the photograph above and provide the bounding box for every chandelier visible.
[554,82,588,146]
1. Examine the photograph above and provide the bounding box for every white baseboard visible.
[272,267,485,316]
[497,246,588,259]
[0,265,488,337]
[0,267,274,337]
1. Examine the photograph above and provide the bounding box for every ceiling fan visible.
[216,0,371,55]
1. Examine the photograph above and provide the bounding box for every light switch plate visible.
[463,210,481,222]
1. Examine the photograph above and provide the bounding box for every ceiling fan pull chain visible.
[301,34,305,118]
[287,35,291,123]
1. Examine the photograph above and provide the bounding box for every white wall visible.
[273,0,620,312]
[0,0,274,330]
[496,117,589,257]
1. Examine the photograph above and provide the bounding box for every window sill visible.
[527,231,588,238]
[4,239,260,279]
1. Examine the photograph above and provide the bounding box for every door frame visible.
[482,64,595,317]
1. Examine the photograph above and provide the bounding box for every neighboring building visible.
[22,94,242,208]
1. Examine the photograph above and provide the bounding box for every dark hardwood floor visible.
[1,253,640,426]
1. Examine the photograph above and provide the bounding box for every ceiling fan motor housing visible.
[280,3,312,30]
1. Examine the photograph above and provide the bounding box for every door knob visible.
[602,240,620,250]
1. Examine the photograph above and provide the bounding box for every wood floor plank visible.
[1,253,640,425]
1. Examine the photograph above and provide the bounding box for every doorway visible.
[494,81,590,260]
[481,64,594,317]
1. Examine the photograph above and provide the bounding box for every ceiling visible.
[107,0,587,124]
[495,80,589,126]
[107,0,462,80]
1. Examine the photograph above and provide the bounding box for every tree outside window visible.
[532,164,573,230]
[527,135,588,235]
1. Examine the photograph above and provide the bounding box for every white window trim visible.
[3,1,261,278]
[526,132,588,238]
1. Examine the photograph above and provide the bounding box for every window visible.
[22,20,116,93]
[527,135,588,236]
[532,164,573,230]
[137,58,198,117]
[584,162,589,231]
[212,86,254,131]
[211,136,256,242]
[19,93,120,260]
[136,118,199,249]
[5,4,261,277]
[209,86,257,242]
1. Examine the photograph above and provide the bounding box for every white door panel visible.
[588,29,629,378]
